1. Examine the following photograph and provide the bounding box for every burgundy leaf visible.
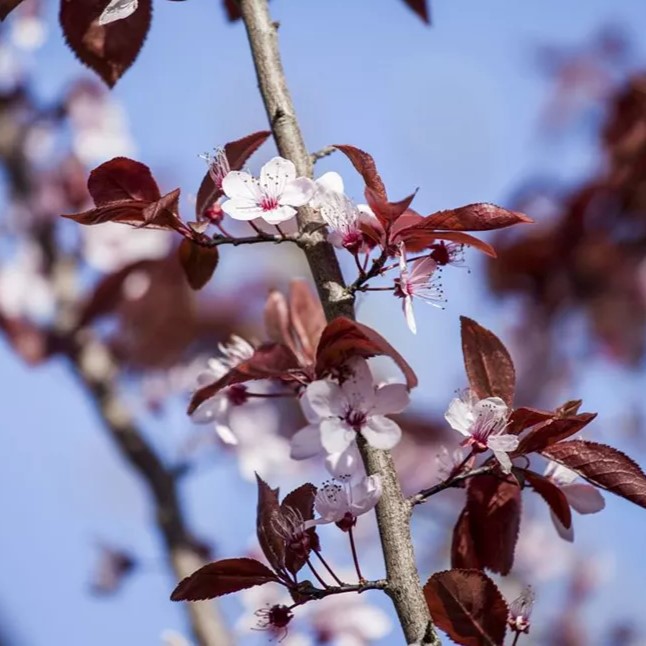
[170,557,278,601]
[523,470,572,529]
[178,239,220,290]
[333,144,387,201]
[222,0,241,21]
[0,0,24,20]
[195,130,271,218]
[542,440,646,509]
[315,317,418,389]
[365,187,418,229]
[281,483,318,575]
[62,200,147,226]
[422,203,533,231]
[424,569,508,646]
[465,475,521,575]
[288,280,326,362]
[281,483,317,523]
[399,228,497,258]
[506,407,554,436]
[0,315,49,365]
[60,0,152,87]
[87,158,161,204]
[516,413,597,454]
[460,317,515,407]
[256,475,286,575]
[142,188,181,226]
[187,343,301,414]
[401,0,430,24]
[451,508,482,570]
[264,290,293,347]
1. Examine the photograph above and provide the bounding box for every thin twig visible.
[312,549,344,586]
[210,233,298,247]
[295,579,387,601]
[310,145,337,163]
[348,528,365,583]
[410,464,495,505]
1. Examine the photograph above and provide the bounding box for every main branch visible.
[237,1,439,642]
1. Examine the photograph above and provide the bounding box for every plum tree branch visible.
[237,1,439,643]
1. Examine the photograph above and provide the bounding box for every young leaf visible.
[0,0,25,20]
[315,317,418,389]
[505,407,554,436]
[516,413,597,454]
[451,508,482,571]
[541,440,646,509]
[287,280,326,362]
[460,317,515,407]
[465,475,521,575]
[281,483,318,575]
[523,470,572,530]
[401,0,430,24]
[424,569,508,646]
[170,558,279,601]
[59,0,152,87]
[422,203,533,231]
[88,157,161,203]
[333,144,387,200]
[256,475,286,575]
[178,239,219,290]
[399,228,497,258]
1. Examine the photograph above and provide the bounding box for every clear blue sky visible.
[2,1,646,644]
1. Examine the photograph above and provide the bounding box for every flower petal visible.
[190,396,227,424]
[290,423,323,459]
[315,171,344,195]
[325,443,364,479]
[304,379,345,418]
[373,383,410,415]
[361,415,402,450]
[261,205,297,224]
[214,423,238,446]
[563,483,605,515]
[473,396,509,420]
[222,170,261,202]
[280,178,316,207]
[349,475,382,516]
[221,198,264,221]
[320,418,355,454]
[341,358,376,412]
[259,157,295,199]
[550,510,574,542]
[403,295,417,334]
[487,433,519,453]
[444,397,475,436]
[492,449,513,474]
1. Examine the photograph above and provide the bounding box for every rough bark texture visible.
[237,1,439,642]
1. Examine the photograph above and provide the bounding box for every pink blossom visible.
[221,156,315,225]
[200,147,231,193]
[394,245,444,334]
[544,461,605,541]
[305,475,382,530]
[290,358,409,458]
[444,390,518,473]
[508,586,535,635]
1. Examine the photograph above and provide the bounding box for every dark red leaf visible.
[281,483,318,575]
[178,239,220,290]
[315,317,418,389]
[424,569,508,646]
[399,228,497,258]
[460,317,515,407]
[506,407,554,436]
[333,144,387,201]
[60,0,152,87]
[401,0,430,24]
[0,315,49,365]
[195,130,271,217]
[142,188,181,226]
[288,280,326,362]
[256,475,286,575]
[451,508,482,570]
[170,557,278,601]
[541,440,646,509]
[87,158,161,204]
[466,475,521,575]
[516,413,596,454]
[422,203,533,231]
[0,0,24,20]
[264,290,292,347]
[187,343,301,414]
[222,0,241,21]
[365,187,417,228]
[62,200,147,226]
[523,470,572,529]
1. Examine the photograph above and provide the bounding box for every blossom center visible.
[345,408,367,430]
[259,195,279,212]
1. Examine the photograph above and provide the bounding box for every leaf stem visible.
[348,527,365,583]
[312,549,344,586]
[410,464,495,505]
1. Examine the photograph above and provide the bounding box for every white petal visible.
[214,423,238,445]
[361,415,402,450]
[327,230,344,248]
[190,396,226,424]
[444,397,475,436]
[320,418,355,454]
[221,170,261,202]
[325,443,364,478]
[492,450,513,474]
[350,475,382,515]
[487,433,519,452]
[290,424,323,459]
[563,483,605,514]
[341,358,376,412]
[473,396,509,420]
[404,295,417,334]
[316,171,344,194]
[280,178,316,207]
[550,510,574,542]
[304,379,345,417]
[98,0,138,25]
[373,383,409,415]
[260,157,295,199]
[545,461,578,486]
[221,198,265,221]
[261,205,297,224]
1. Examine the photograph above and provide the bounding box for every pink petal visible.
[214,423,238,446]
[304,380,345,418]
[259,157,295,198]
[373,383,410,415]
[190,396,226,424]
[403,295,416,334]
[349,475,382,516]
[550,510,574,542]
[221,170,261,202]
[315,171,344,195]
[492,450,513,474]
[320,418,355,454]
[280,178,316,207]
[325,443,363,478]
[361,415,402,450]
[221,198,264,221]
[409,256,437,281]
[487,433,519,453]
[563,483,605,515]
[341,358,376,412]
[444,397,475,436]
[261,205,297,224]
[290,423,323,459]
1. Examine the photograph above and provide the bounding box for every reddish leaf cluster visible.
[334,144,532,260]
[187,280,417,413]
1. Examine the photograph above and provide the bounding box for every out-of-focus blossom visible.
[190,335,255,445]
[88,543,136,595]
[221,156,315,224]
[291,358,408,458]
[434,445,468,482]
[508,586,535,635]
[310,172,366,253]
[11,14,46,50]
[515,519,574,581]
[160,630,192,646]
[0,244,54,321]
[544,461,605,541]
[81,222,171,273]
[394,245,443,334]
[444,390,517,473]
[306,475,382,531]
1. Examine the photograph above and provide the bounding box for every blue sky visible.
[2,0,646,644]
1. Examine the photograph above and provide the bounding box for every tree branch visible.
[237,1,439,642]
